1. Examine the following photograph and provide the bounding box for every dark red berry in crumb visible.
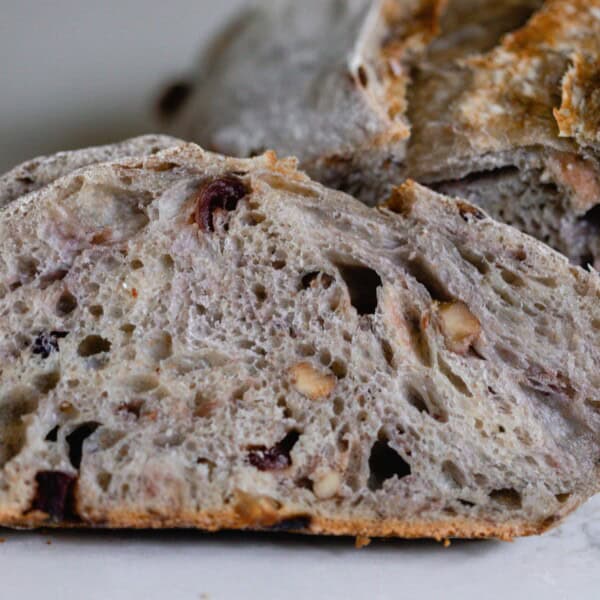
[157,81,194,118]
[30,471,76,521]
[248,430,300,471]
[32,331,69,359]
[194,176,249,232]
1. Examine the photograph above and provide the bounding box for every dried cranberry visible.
[32,331,69,359]
[248,430,300,471]
[157,81,194,118]
[30,471,77,521]
[194,176,249,232]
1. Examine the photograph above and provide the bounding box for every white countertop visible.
[1,496,599,600]
[0,2,598,598]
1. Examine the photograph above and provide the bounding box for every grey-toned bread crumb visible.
[0,139,598,538]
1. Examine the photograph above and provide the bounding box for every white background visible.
[0,2,599,599]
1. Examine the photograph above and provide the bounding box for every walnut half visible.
[437,301,481,355]
[289,362,336,401]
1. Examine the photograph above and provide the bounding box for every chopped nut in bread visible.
[437,302,481,355]
[289,362,336,400]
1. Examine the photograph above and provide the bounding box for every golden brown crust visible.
[554,52,600,148]
[408,0,600,181]
[0,505,562,541]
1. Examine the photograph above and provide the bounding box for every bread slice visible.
[0,135,182,210]
[166,0,600,269]
[1,139,598,539]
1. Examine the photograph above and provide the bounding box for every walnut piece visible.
[289,362,336,400]
[313,470,342,499]
[437,301,481,355]
[233,490,280,527]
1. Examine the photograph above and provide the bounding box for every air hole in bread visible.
[581,203,600,229]
[438,357,473,397]
[297,343,316,357]
[194,391,217,418]
[356,65,368,87]
[247,430,300,471]
[34,370,61,394]
[147,331,173,362]
[555,492,571,504]
[97,471,112,492]
[585,398,600,412]
[56,290,78,315]
[277,396,292,419]
[532,275,558,289]
[515,427,533,446]
[380,339,395,368]
[407,387,430,415]
[247,211,267,225]
[126,375,159,393]
[253,283,268,303]
[159,254,175,272]
[457,247,489,275]
[442,460,466,488]
[13,300,29,314]
[330,359,347,379]
[120,323,136,336]
[405,256,452,302]
[118,399,144,419]
[368,437,411,491]
[39,268,69,290]
[66,421,100,468]
[333,397,345,416]
[489,488,522,509]
[458,498,476,508]
[16,255,39,282]
[301,271,334,290]
[89,305,104,317]
[500,268,525,287]
[319,349,332,366]
[334,263,382,315]
[0,387,38,466]
[492,285,517,307]
[77,335,111,357]
[45,426,59,442]
[495,344,521,367]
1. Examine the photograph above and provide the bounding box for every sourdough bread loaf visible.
[0,139,598,539]
[166,0,600,270]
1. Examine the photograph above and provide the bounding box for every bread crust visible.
[0,141,598,540]
[0,506,564,541]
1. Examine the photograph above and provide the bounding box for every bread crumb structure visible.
[0,138,598,539]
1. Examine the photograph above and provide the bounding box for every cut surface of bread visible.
[167,0,600,269]
[0,139,599,539]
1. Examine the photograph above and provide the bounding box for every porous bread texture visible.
[166,0,600,269]
[0,135,183,210]
[0,140,598,539]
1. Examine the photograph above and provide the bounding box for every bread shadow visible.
[1,527,501,557]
